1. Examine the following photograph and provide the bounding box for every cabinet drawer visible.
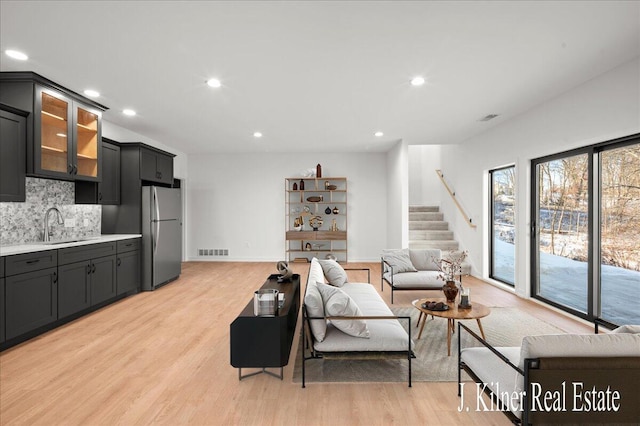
[315,231,347,240]
[58,242,116,265]
[5,250,57,276]
[286,231,316,240]
[117,238,140,253]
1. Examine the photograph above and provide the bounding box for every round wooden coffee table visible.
[412,298,491,356]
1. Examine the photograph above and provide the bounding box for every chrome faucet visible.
[43,207,64,242]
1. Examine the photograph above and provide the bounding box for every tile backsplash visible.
[0,177,101,245]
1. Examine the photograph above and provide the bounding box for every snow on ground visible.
[493,239,640,326]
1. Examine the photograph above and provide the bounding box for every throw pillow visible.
[382,248,417,274]
[303,282,327,342]
[611,325,640,334]
[315,282,370,338]
[409,248,442,271]
[318,259,348,287]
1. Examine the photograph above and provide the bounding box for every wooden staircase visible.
[409,206,459,251]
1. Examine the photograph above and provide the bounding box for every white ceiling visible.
[1,1,639,154]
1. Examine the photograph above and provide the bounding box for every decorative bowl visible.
[327,185,338,190]
[306,196,322,202]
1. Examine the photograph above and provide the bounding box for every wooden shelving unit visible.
[285,176,347,263]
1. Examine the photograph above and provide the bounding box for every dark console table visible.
[230,274,301,380]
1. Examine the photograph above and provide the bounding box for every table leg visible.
[418,312,427,339]
[447,319,453,356]
[476,319,486,340]
[417,311,423,328]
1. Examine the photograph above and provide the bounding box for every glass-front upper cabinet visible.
[38,88,73,177]
[35,85,102,181]
[74,104,100,179]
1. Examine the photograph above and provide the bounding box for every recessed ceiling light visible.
[5,49,28,61]
[206,78,221,88]
[253,132,263,138]
[374,131,384,137]
[410,76,425,86]
[83,89,100,98]
[122,109,136,116]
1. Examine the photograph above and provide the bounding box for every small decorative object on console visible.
[253,289,279,316]
[276,260,293,282]
[332,206,340,214]
[325,206,332,214]
[316,163,322,178]
[459,288,471,309]
[299,179,305,190]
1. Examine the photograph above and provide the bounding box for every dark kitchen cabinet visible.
[0,106,27,202]
[76,139,121,205]
[5,267,58,340]
[0,72,108,181]
[91,255,117,305]
[1,257,5,343]
[140,145,174,185]
[58,242,117,306]
[58,261,91,319]
[0,277,5,343]
[116,238,140,295]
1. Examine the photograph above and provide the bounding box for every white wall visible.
[186,152,387,262]
[439,58,640,297]
[386,140,409,249]
[408,145,441,207]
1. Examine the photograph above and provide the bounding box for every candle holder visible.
[458,287,472,309]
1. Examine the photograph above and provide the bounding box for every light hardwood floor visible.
[0,262,592,425]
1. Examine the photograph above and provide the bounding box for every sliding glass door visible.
[532,135,640,325]
[490,166,515,285]
[533,152,590,315]
[599,143,640,325]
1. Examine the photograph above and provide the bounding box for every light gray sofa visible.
[381,248,470,303]
[301,257,414,387]
[458,324,640,424]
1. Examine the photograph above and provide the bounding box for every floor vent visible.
[198,249,229,256]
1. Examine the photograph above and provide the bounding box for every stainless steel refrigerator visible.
[141,186,182,291]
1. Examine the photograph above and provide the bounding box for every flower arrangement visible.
[434,250,468,283]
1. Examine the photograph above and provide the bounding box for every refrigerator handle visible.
[153,187,160,255]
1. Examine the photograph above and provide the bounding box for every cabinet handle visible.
[156,171,160,178]
[158,172,162,179]
[98,192,103,201]
[87,264,92,275]
[117,258,122,266]
[68,164,73,174]
[26,259,40,264]
[92,264,96,273]
[53,271,57,283]
[72,165,78,175]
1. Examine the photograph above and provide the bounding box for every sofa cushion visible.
[308,257,326,285]
[318,259,348,287]
[383,271,443,288]
[304,281,327,342]
[316,282,370,339]
[409,248,441,271]
[382,249,417,273]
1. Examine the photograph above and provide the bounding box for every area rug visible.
[292,306,564,383]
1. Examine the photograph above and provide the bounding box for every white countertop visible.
[0,234,142,256]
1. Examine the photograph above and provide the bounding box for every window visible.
[531,134,640,325]
[490,166,515,285]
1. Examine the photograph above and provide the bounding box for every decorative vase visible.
[332,206,339,214]
[442,280,458,303]
[325,206,332,214]
[299,179,305,190]
[293,182,298,191]
[316,164,322,178]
